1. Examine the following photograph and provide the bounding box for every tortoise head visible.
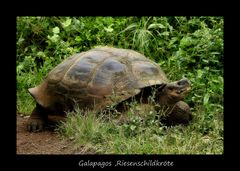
[157,78,191,105]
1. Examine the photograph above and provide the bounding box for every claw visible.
[26,118,45,132]
[27,124,32,132]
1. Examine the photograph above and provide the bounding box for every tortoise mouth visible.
[176,86,191,94]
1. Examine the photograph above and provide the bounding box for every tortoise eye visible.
[177,79,189,86]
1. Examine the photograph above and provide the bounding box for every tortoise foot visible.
[162,101,193,126]
[27,117,46,132]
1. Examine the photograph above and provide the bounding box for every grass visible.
[17,90,35,115]
[54,102,223,154]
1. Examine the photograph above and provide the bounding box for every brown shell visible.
[29,46,168,110]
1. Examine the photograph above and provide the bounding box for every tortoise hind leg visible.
[162,101,193,126]
[27,104,48,132]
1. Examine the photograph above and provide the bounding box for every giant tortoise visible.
[27,46,192,131]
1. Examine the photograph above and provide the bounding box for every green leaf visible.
[148,23,166,29]
[168,37,178,47]
[36,51,45,57]
[62,18,72,28]
[75,36,82,42]
[197,70,203,78]
[168,25,173,32]
[52,27,60,34]
[104,25,114,32]
[212,79,219,83]
[203,93,210,106]
[120,23,137,33]
[48,34,59,42]
[218,76,223,83]
[202,59,209,64]
[17,37,24,45]
[161,31,169,36]
[17,64,24,73]
[204,66,209,70]
[180,36,192,48]
[210,52,220,55]
[191,58,196,63]
[130,125,136,131]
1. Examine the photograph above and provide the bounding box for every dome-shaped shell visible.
[29,47,169,110]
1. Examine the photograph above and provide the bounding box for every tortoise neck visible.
[157,95,176,107]
[129,87,177,107]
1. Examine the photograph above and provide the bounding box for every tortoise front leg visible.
[162,101,193,126]
[27,104,48,132]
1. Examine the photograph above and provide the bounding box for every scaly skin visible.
[162,101,192,126]
[27,104,47,132]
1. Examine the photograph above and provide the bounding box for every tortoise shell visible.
[29,46,169,111]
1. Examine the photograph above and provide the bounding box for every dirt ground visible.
[16,115,78,154]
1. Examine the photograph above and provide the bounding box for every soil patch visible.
[16,115,77,154]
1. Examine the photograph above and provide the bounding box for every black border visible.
[11,6,236,169]
[16,154,224,169]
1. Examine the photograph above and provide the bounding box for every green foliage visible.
[120,17,175,61]
[57,104,223,154]
[17,16,223,154]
